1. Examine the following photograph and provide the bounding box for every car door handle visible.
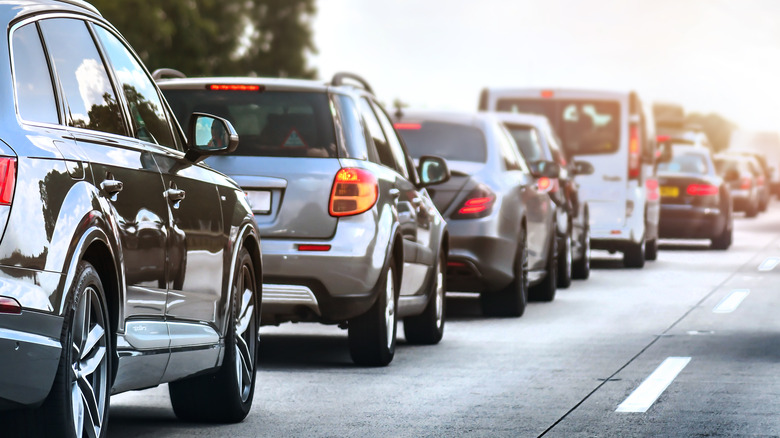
[411,197,422,206]
[100,179,123,195]
[166,188,186,202]
[389,188,401,198]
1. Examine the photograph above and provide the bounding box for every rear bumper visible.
[445,218,516,293]
[0,310,62,410]
[659,205,725,239]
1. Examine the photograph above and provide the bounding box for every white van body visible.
[480,88,660,267]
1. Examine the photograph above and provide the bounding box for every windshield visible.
[396,121,487,163]
[162,89,337,158]
[496,99,621,156]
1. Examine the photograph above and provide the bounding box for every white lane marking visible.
[758,257,780,271]
[616,357,691,413]
[713,289,750,314]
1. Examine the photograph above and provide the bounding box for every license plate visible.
[245,190,272,214]
[659,186,679,197]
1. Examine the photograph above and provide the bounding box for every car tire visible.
[746,199,759,218]
[556,233,573,289]
[37,261,112,438]
[169,247,259,423]
[481,228,529,317]
[645,238,658,261]
[404,250,446,345]
[349,256,397,366]
[572,224,591,280]
[623,239,646,268]
[530,232,558,302]
[710,224,732,250]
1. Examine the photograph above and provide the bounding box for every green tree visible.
[91,0,317,78]
[685,112,738,152]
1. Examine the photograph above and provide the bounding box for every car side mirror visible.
[573,160,594,176]
[418,155,450,187]
[724,168,740,182]
[185,113,239,163]
[529,160,560,178]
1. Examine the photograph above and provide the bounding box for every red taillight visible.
[0,296,21,314]
[0,158,16,205]
[541,90,554,98]
[453,186,496,219]
[297,244,331,252]
[645,178,659,201]
[329,168,378,217]
[393,123,422,130]
[208,84,262,91]
[628,124,641,180]
[740,177,752,190]
[656,135,670,143]
[536,177,559,194]
[687,184,718,196]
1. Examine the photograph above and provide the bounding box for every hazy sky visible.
[312,0,780,131]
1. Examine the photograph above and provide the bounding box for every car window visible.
[39,18,125,136]
[358,97,397,171]
[370,100,409,179]
[334,94,371,161]
[658,153,709,175]
[396,121,487,163]
[93,25,176,149]
[505,124,544,163]
[12,23,59,124]
[164,89,337,158]
[494,122,526,171]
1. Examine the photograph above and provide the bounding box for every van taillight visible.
[645,178,659,201]
[0,158,16,205]
[329,168,378,217]
[628,124,641,180]
[452,185,496,219]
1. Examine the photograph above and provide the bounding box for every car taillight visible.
[628,124,641,180]
[536,177,558,194]
[0,158,16,205]
[0,296,21,314]
[207,84,263,91]
[329,168,378,217]
[687,184,718,196]
[646,178,659,201]
[452,185,496,219]
[393,123,422,130]
[740,177,752,190]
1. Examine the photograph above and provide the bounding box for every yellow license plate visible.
[660,186,679,197]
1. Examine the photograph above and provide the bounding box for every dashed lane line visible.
[712,289,750,314]
[616,357,692,413]
[758,257,780,271]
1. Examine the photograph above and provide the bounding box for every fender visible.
[218,217,262,337]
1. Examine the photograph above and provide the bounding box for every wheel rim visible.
[71,286,108,438]
[434,257,444,331]
[565,236,572,278]
[384,266,396,350]
[234,263,257,403]
[584,229,591,270]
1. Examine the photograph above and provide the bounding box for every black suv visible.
[0,1,262,435]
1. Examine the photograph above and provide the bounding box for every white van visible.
[480,88,660,267]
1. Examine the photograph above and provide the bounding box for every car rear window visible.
[504,124,544,162]
[163,89,337,158]
[496,99,621,156]
[658,146,709,175]
[395,121,487,163]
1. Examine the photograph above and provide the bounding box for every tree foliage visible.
[685,112,738,152]
[90,0,317,78]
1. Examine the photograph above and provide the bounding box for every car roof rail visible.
[54,0,102,15]
[151,68,187,81]
[331,72,374,94]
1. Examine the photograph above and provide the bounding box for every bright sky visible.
[313,0,780,131]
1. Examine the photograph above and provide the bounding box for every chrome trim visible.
[123,321,168,350]
[168,322,219,348]
[262,284,320,314]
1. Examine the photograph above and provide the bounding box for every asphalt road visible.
[109,203,780,437]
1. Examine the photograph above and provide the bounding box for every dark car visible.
[395,111,561,317]
[495,112,595,282]
[158,72,450,366]
[714,154,761,217]
[657,144,733,249]
[723,150,771,211]
[0,1,263,435]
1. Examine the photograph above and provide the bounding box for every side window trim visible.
[368,99,411,180]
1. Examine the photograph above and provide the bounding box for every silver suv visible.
[158,72,450,366]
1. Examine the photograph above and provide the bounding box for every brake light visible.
[656,135,670,143]
[329,168,378,217]
[541,90,554,98]
[0,296,21,314]
[208,84,262,91]
[645,178,659,201]
[393,123,422,130]
[686,184,718,196]
[628,124,641,180]
[0,158,16,205]
[536,177,559,194]
[453,185,496,219]
[740,177,752,190]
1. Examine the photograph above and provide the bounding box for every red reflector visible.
[686,184,718,196]
[0,296,21,314]
[740,177,752,190]
[298,244,331,252]
[208,84,261,91]
[645,178,659,201]
[0,158,16,206]
[611,230,621,235]
[447,261,466,268]
[541,90,554,98]
[393,123,422,130]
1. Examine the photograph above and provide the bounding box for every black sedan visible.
[657,144,733,249]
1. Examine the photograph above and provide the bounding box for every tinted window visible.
[494,122,525,171]
[396,122,487,163]
[164,89,337,158]
[94,26,175,148]
[358,98,398,170]
[334,94,369,160]
[12,24,58,124]
[496,99,621,156]
[505,124,544,162]
[658,149,709,175]
[370,101,409,178]
[40,18,125,136]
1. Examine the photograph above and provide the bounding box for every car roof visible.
[0,0,102,22]
[155,76,331,93]
[492,111,551,128]
[396,109,494,129]
[484,87,630,101]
